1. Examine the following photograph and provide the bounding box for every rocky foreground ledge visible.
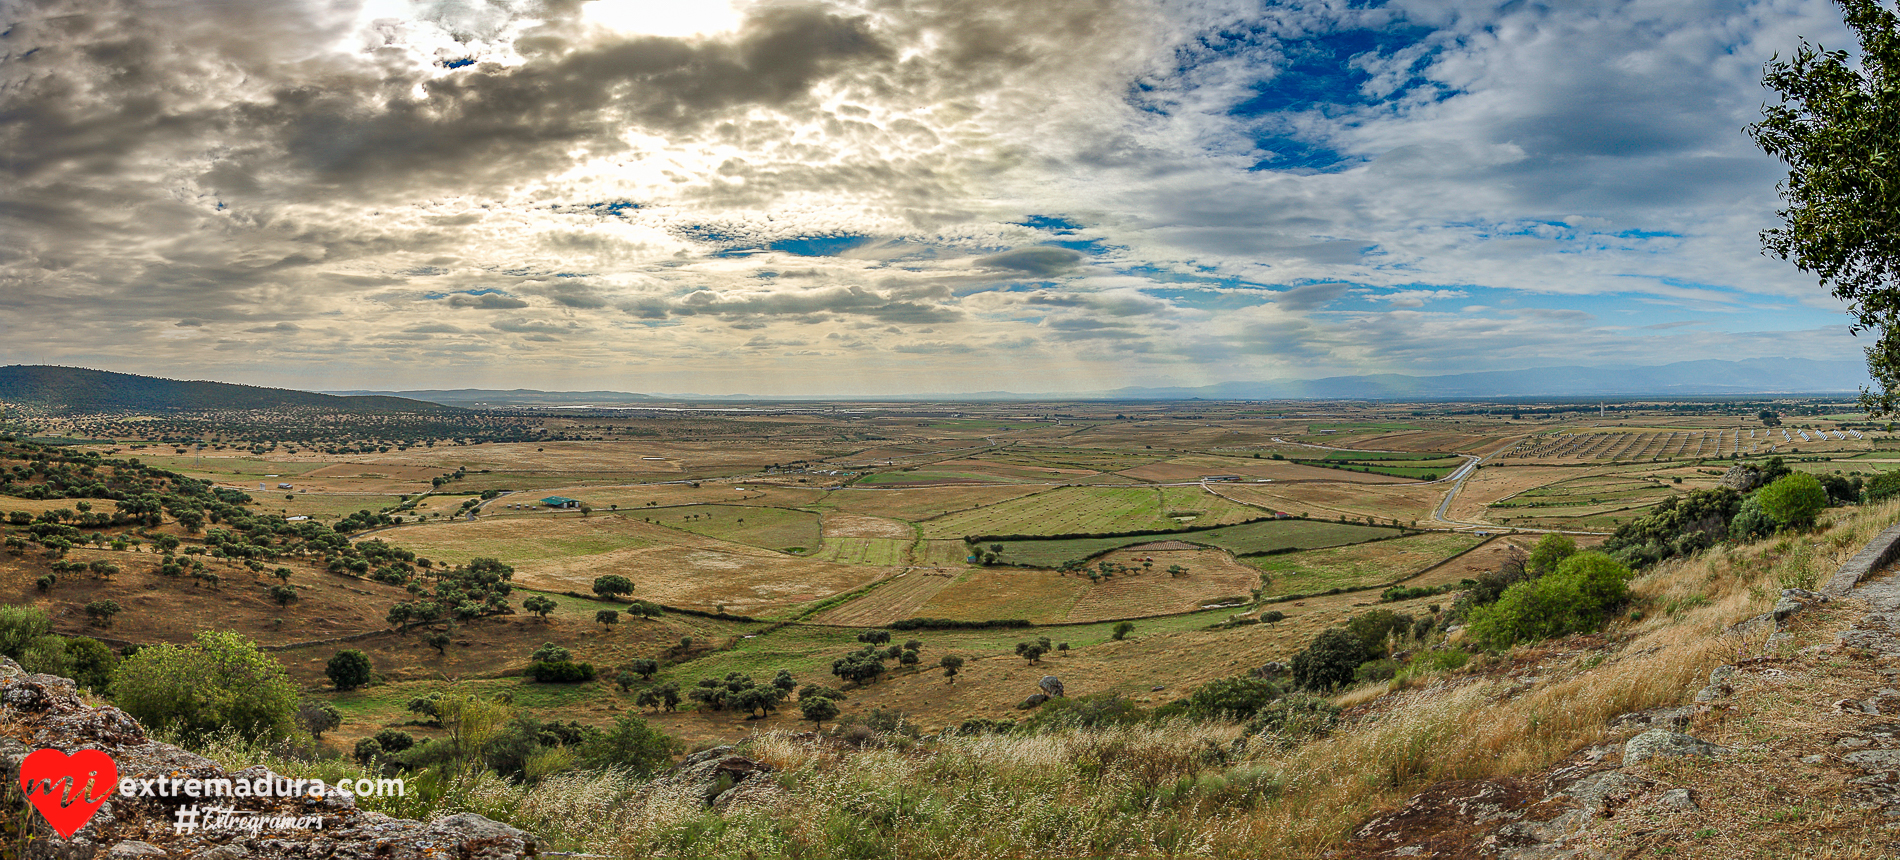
[0,659,541,860]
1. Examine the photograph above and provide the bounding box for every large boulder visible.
[0,658,542,859]
[637,746,777,810]
[1623,729,1728,764]
[1721,464,1764,492]
[1038,676,1065,698]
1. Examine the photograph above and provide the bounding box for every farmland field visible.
[372,516,655,567]
[1249,532,1486,595]
[990,518,1400,566]
[920,486,1266,539]
[810,570,958,625]
[821,485,1053,520]
[637,504,822,552]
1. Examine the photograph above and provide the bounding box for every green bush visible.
[1290,628,1369,691]
[579,712,680,775]
[109,630,299,741]
[0,605,51,659]
[1526,533,1577,575]
[1758,473,1828,529]
[1729,494,1776,540]
[326,650,374,691]
[1866,470,1900,501]
[1244,693,1340,747]
[527,661,597,683]
[1184,676,1283,720]
[1344,609,1412,657]
[1464,552,1633,650]
[1019,693,1145,732]
[1352,658,1401,684]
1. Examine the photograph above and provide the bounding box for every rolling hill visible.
[0,366,461,415]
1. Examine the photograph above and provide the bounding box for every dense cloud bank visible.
[0,0,1862,393]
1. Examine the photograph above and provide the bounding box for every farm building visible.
[539,496,582,509]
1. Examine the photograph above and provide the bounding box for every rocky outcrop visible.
[1038,676,1065,698]
[635,746,779,811]
[1719,464,1763,492]
[0,659,541,859]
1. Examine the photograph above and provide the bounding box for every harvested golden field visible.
[1063,546,1262,621]
[487,481,827,514]
[913,568,1088,623]
[1444,465,1603,521]
[821,513,914,540]
[1117,455,1414,484]
[372,515,658,567]
[810,570,958,625]
[821,484,1054,520]
[1217,481,1443,523]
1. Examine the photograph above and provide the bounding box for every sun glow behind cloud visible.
[580,0,745,39]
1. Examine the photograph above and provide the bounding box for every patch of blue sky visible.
[1248,135,1357,171]
[440,57,475,69]
[1014,215,1083,233]
[1227,25,1437,118]
[766,235,869,257]
[421,288,508,299]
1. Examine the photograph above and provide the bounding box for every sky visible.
[0,0,1870,396]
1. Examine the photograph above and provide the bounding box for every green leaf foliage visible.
[1464,552,1633,650]
[109,630,299,742]
[1757,473,1828,529]
[1749,0,1900,413]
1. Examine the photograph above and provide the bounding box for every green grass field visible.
[990,518,1400,567]
[1248,532,1484,594]
[920,486,1264,540]
[373,519,655,567]
[640,504,821,551]
[812,537,913,566]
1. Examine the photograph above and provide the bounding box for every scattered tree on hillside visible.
[326,649,373,691]
[110,630,299,741]
[595,609,620,628]
[801,695,840,728]
[523,595,557,621]
[269,584,297,609]
[939,654,964,683]
[592,574,634,600]
[1112,622,1136,641]
[1015,637,1052,665]
[83,600,120,628]
[1759,473,1829,530]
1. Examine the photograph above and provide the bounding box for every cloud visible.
[0,0,1864,394]
[448,293,531,309]
[976,247,1085,276]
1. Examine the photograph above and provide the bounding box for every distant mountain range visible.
[0,366,458,414]
[1095,358,1873,401]
[333,358,1873,404]
[323,388,656,407]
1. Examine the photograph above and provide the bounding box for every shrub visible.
[110,630,299,741]
[528,661,597,683]
[0,605,51,658]
[1729,494,1776,540]
[1245,693,1341,747]
[592,574,634,599]
[1019,694,1144,732]
[1111,621,1136,640]
[1290,628,1369,692]
[1526,533,1577,575]
[579,712,680,775]
[1867,470,1900,501]
[1758,473,1828,529]
[1464,552,1633,650]
[1344,609,1412,657]
[1353,658,1402,684]
[1184,676,1283,720]
[326,650,374,691]
[1602,487,1743,567]
[800,696,840,726]
[530,642,571,663]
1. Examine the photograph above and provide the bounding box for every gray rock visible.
[1721,464,1763,491]
[1017,693,1050,709]
[1803,754,1827,764]
[1708,665,1737,686]
[1773,597,1806,622]
[1251,661,1289,681]
[1692,683,1730,704]
[1038,676,1065,698]
[1656,788,1697,812]
[106,843,166,860]
[1624,730,1728,764]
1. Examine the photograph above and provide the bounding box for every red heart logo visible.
[19,749,117,840]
